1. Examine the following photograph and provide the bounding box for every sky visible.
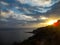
[0,0,60,28]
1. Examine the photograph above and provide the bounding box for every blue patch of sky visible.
[1,0,60,15]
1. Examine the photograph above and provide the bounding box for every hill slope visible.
[13,20,60,45]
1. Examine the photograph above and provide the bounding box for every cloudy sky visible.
[0,0,60,28]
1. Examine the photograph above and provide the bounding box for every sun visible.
[47,20,57,25]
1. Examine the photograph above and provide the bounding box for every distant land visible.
[13,20,60,45]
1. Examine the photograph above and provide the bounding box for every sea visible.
[0,28,35,45]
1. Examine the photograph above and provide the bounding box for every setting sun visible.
[47,20,57,25]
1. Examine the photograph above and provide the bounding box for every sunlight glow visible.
[40,17,48,20]
[47,20,57,25]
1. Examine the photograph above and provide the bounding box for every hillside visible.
[13,20,60,45]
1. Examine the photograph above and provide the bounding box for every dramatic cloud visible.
[1,10,37,21]
[18,0,60,6]
[0,0,60,28]
[1,1,9,5]
[16,0,60,13]
[0,0,60,14]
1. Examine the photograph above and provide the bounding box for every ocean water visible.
[0,28,35,45]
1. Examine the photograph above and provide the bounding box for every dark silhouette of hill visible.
[13,20,60,45]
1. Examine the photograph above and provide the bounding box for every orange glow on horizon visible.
[47,20,58,25]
